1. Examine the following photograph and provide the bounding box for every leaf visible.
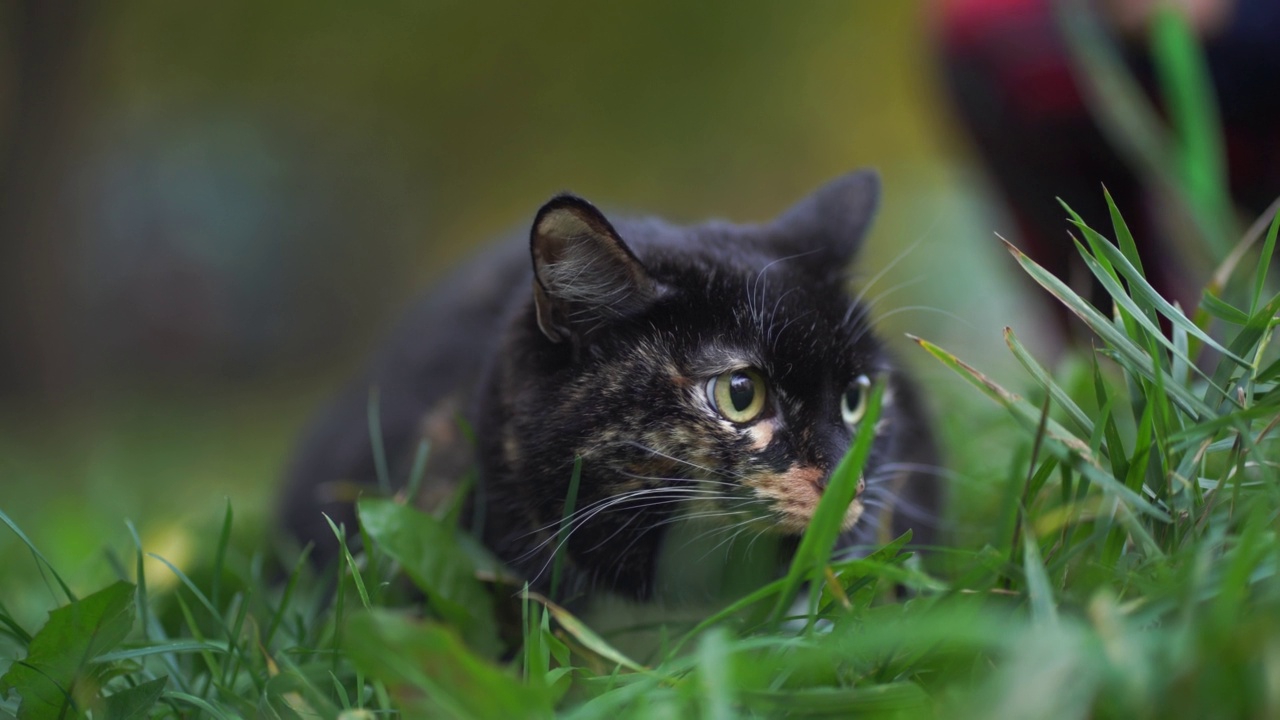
[102,677,167,720]
[0,581,135,720]
[523,591,647,673]
[357,498,498,654]
[345,609,552,720]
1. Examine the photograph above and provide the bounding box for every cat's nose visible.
[812,425,852,486]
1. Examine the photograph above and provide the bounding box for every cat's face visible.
[517,172,907,547]
[578,262,892,538]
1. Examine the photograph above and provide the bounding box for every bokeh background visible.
[0,2,1051,605]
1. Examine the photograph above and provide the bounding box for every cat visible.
[280,169,940,601]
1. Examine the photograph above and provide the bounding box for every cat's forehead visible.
[618,219,831,284]
[601,215,881,371]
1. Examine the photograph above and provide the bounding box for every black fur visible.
[280,169,940,601]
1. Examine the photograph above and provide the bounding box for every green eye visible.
[707,368,767,423]
[841,374,872,426]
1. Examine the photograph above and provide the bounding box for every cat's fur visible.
[281,170,940,600]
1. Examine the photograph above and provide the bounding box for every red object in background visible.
[934,0,1280,338]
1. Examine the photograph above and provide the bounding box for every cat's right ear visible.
[530,195,662,343]
[764,169,881,271]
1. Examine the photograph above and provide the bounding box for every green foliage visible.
[2,209,1278,718]
[0,582,134,719]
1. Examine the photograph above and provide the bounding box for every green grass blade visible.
[212,499,233,612]
[1005,239,1218,419]
[1150,5,1232,254]
[1022,527,1058,625]
[1074,240,1229,401]
[0,506,76,604]
[124,521,150,643]
[769,380,885,625]
[1210,292,1280,404]
[742,684,930,715]
[164,692,237,719]
[404,439,431,503]
[367,386,391,494]
[322,514,371,611]
[0,600,32,645]
[696,629,734,720]
[913,335,1168,520]
[1253,206,1280,314]
[94,640,230,664]
[550,457,583,603]
[264,543,311,650]
[1104,187,1145,273]
[1073,219,1248,365]
[674,578,787,654]
[147,553,265,694]
[1005,327,1094,435]
[1057,2,1172,184]
[523,590,647,673]
[1201,292,1251,325]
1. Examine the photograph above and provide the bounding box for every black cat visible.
[280,170,940,600]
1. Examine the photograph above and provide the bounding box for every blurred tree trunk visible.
[0,0,97,402]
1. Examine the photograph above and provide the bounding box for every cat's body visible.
[281,170,940,601]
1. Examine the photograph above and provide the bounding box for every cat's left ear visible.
[764,169,881,271]
[530,195,663,343]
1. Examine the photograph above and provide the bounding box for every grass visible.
[3,10,1279,719]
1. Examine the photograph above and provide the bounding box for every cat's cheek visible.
[745,419,776,451]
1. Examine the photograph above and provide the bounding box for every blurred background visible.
[4,0,1230,603]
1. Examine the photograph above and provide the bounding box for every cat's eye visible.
[707,368,767,424]
[841,374,872,426]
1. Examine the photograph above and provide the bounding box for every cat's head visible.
[506,171,916,582]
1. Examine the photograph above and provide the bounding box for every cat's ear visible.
[764,169,881,271]
[530,195,662,343]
